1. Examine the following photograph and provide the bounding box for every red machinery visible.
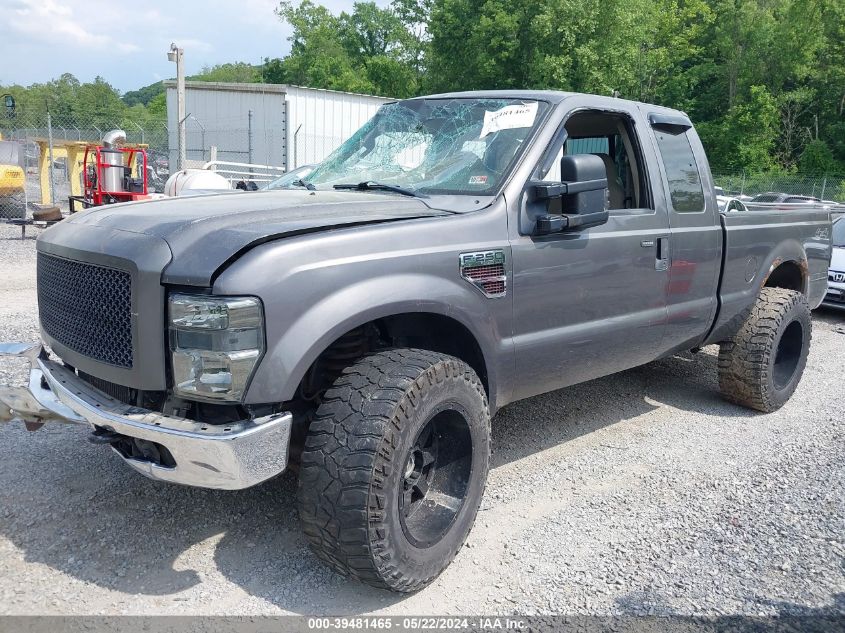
[69,130,149,211]
[82,145,148,206]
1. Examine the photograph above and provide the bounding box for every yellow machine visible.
[0,140,25,219]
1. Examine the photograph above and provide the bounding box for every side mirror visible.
[530,154,609,235]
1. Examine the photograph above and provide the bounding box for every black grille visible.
[78,372,137,405]
[38,253,133,368]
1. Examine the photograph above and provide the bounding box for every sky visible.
[1,0,386,93]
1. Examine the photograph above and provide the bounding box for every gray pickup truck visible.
[0,91,832,592]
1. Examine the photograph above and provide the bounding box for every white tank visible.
[164,169,231,197]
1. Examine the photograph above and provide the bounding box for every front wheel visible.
[297,349,490,592]
[718,287,812,412]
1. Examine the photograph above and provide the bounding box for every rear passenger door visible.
[642,111,722,352]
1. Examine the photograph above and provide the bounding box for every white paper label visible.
[479,102,538,138]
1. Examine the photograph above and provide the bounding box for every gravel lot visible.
[0,223,843,617]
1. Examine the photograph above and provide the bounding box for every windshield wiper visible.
[333,181,423,198]
[293,178,316,190]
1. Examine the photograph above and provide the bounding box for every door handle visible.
[655,237,670,271]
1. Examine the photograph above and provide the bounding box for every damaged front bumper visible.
[0,343,292,490]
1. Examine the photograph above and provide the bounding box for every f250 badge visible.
[459,250,507,298]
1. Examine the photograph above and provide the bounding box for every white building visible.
[165,81,392,171]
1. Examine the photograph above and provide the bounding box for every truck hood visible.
[62,190,449,286]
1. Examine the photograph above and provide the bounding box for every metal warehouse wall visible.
[165,81,392,172]
[283,86,390,168]
[165,82,288,169]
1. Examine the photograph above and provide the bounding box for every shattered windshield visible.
[304,98,549,196]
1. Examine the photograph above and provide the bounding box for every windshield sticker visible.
[479,102,538,138]
[468,175,488,185]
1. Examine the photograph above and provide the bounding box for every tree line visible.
[267,0,844,176]
[2,0,843,177]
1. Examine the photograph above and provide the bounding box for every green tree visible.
[193,63,261,83]
[799,139,840,175]
[271,1,423,96]
[146,92,166,118]
[813,0,845,166]
[274,1,374,92]
[261,57,287,84]
[635,0,713,108]
[392,0,433,76]
[122,81,164,107]
[74,77,126,126]
[698,85,780,172]
[426,0,711,100]
[339,2,421,96]
[427,0,540,90]
[776,88,816,168]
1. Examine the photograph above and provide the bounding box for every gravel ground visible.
[0,222,843,617]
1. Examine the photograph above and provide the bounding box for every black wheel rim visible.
[773,320,804,390]
[398,407,473,549]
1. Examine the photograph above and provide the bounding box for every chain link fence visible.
[0,112,169,218]
[3,109,843,219]
[713,172,845,203]
[0,111,298,217]
[183,123,287,168]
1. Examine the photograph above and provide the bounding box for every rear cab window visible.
[652,129,705,213]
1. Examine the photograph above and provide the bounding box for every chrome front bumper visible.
[0,343,292,490]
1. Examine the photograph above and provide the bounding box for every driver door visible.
[508,104,670,402]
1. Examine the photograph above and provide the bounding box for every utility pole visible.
[168,43,186,170]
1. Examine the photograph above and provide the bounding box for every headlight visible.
[168,294,265,402]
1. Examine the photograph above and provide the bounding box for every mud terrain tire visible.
[718,287,811,412]
[297,349,490,592]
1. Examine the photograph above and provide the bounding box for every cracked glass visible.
[304,98,549,197]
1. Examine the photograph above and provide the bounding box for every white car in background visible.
[262,164,316,190]
[717,196,748,213]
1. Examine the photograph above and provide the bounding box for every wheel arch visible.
[763,258,807,294]
[244,276,506,412]
[704,238,810,346]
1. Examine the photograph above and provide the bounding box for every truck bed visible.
[706,207,831,343]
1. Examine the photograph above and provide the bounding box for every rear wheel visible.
[297,349,490,592]
[718,287,811,412]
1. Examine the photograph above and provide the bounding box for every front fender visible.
[245,273,506,408]
[210,218,513,411]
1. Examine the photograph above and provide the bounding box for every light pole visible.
[167,43,186,170]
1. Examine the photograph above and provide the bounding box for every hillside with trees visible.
[262,0,845,176]
[2,0,843,179]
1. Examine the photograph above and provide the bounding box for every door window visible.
[536,111,650,210]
